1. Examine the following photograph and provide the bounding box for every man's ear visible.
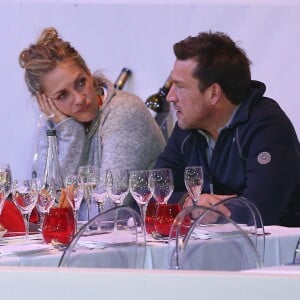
[209,83,222,105]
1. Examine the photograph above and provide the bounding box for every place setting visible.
[0,163,267,270]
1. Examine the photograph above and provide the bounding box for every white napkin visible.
[191,228,211,240]
[191,223,253,239]
[0,243,53,256]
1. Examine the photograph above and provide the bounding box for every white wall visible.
[1,0,300,178]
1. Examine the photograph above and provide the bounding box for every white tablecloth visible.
[0,225,299,269]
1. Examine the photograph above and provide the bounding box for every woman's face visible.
[41,60,99,123]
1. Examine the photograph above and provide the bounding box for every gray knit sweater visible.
[36,75,166,219]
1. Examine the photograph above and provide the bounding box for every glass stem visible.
[154,203,161,233]
[23,213,30,240]
[140,203,148,234]
[39,212,45,232]
[74,209,78,234]
[86,198,91,221]
[113,203,118,231]
[97,202,104,214]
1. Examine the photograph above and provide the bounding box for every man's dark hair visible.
[173,31,251,105]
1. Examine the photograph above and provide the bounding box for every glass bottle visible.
[114,67,132,90]
[32,112,46,179]
[43,129,64,198]
[145,75,172,117]
[42,130,75,244]
[145,75,173,140]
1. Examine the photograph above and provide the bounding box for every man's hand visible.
[183,193,236,223]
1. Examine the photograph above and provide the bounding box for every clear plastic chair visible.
[168,205,262,271]
[292,238,300,264]
[58,205,146,269]
[210,196,265,262]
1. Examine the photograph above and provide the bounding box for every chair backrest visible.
[292,238,300,264]
[58,205,146,269]
[210,196,265,262]
[168,205,262,271]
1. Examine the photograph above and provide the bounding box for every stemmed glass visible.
[184,166,203,206]
[92,168,109,214]
[0,163,12,214]
[106,168,129,207]
[64,175,84,234]
[129,170,152,232]
[148,168,174,235]
[107,168,129,231]
[12,179,39,240]
[0,185,5,215]
[148,168,174,205]
[35,178,56,230]
[78,165,99,221]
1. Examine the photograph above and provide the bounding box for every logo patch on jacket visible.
[257,151,271,165]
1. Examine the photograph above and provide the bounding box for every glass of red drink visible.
[145,201,157,234]
[42,207,75,245]
[155,203,181,237]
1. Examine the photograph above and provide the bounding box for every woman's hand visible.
[36,93,68,123]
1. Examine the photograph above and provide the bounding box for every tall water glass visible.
[148,168,174,235]
[92,168,109,214]
[106,168,129,207]
[107,168,129,231]
[0,163,12,214]
[129,170,152,232]
[78,165,99,221]
[65,175,84,234]
[35,177,56,230]
[184,166,203,205]
[12,179,39,240]
[148,168,174,204]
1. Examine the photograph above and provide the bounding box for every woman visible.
[19,27,166,219]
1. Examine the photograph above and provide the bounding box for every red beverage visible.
[42,207,75,245]
[155,203,181,237]
[145,202,157,234]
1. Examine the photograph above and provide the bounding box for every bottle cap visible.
[121,67,132,76]
[46,129,57,136]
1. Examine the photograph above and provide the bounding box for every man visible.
[155,31,300,226]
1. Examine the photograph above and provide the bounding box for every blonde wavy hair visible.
[19,27,90,95]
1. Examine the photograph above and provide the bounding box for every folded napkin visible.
[0,200,39,233]
[77,240,106,250]
[191,223,253,239]
[191,228,211,240]
[0,242,52,256]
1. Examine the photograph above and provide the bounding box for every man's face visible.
[167,58,213,130]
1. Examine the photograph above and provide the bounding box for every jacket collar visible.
[226,80,266,128]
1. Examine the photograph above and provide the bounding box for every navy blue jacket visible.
[155,80,300,226]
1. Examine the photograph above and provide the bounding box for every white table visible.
[1,266,300,300]
[0,226,299,269]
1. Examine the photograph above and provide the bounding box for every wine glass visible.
[107,168,129,231]
[92,168,109,214]
[0,163,12,213]
[64,175,84,234]
[0,184,6,215]
[106,168,129,207]
[184,166,203,206]
[129,170,152,232]
[148,168,174,235]
[148,168,174,204]
[12,179,39,240]
[35,177,56,230]
[78,165,99,221]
